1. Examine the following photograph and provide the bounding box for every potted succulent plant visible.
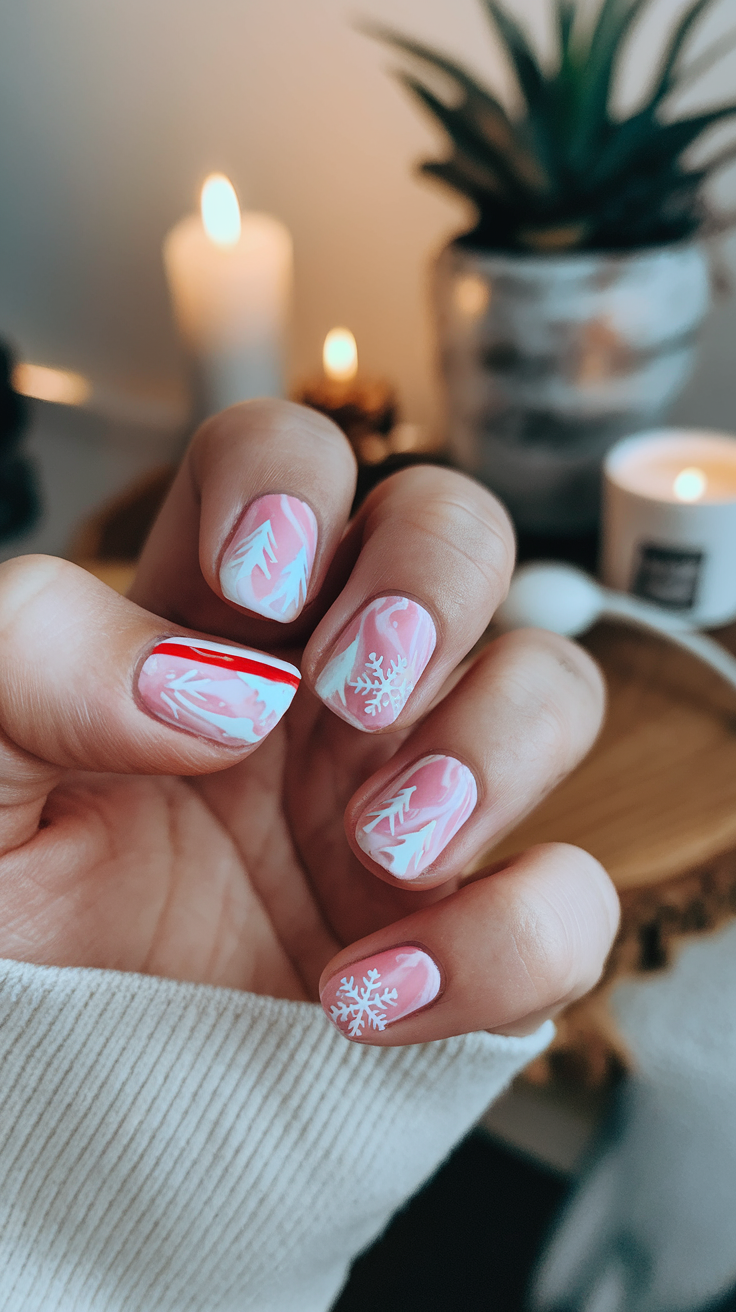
[370,0,736,534]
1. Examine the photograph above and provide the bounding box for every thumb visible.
[0,555,300,854]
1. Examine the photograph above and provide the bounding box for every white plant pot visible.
[434,240,711,534]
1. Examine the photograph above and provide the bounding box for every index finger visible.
[130,399,357,645]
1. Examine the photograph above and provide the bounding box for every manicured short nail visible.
[220,494,318,622]
[137,637,300,746]
[356,754,477,879]
[315,595,436,731]
[321,946,441,1040]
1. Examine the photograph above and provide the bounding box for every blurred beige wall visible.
[0,0,733,438]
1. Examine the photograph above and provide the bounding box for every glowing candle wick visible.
[201,173,242,248]
[673,466,707,502]
[323,328,358,382]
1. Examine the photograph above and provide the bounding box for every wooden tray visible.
[490,619,736,892]
[489,618,736,1087]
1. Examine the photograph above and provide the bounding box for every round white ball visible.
[495,562,603,637]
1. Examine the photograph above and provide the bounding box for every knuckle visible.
[539,631,606,705]
[366,466,514,595]
[0,555,73,626]
[522,902,580,1008]
[496,629,605,755]
[193,398,357,475]
[420,497,513,581]
[519,844,618,1007]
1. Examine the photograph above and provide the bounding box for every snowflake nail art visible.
[315,595,436,730]
[356,755,478,879]
[321,946,442,1041]
[137,637,300,746]
[329,970,399,1038]
[220,494,318,623]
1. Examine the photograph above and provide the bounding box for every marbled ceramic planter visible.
[434,241,711,534]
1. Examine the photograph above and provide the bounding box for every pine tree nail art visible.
[315,595,436,731]
[356,755,477,879]
[321,946,441,1040]
[220,494,318,623]
[137,637,300,746]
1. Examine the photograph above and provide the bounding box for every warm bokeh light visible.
[455,274,489,318]
[201,173,242,247]
[323,328,358,382]
[12,362,91,406]
[673,466,707,502]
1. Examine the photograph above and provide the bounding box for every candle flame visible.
[673,466,707,502]
[323,328,358,382]
[12,362,91,406]
[201,173,241,247]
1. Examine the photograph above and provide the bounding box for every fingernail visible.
[315,595,436,731]
[321,946,441,1040]
[137,637,300,746]
[356,754,477,879]
[220,494,318,622]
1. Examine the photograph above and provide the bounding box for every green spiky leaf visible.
[568,0,651,162]
[364,0,736,253]
[396,72,549,197]
[648,0,715,103]
[590,105,736,188]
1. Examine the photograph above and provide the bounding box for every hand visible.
[0,401,618,1043]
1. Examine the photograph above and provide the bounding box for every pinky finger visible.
[319,843,619,1045]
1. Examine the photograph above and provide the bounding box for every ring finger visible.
[344,625,605,887]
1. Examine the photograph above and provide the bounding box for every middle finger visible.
[302,464,515,732]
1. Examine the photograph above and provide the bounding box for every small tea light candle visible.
[295,328,398,463]
[163,174,292,418]
[602,428,736,626]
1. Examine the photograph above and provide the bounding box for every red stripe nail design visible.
[138,637,301,746]
[152,641,301,689]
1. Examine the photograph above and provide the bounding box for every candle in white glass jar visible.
[603,428,736,626]
[163,174,292,418]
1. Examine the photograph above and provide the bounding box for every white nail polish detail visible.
[137,637,300,745]
[321,946,441,1039]
[220,494,318,622]
[316,595,436,731]
[356,755,477,878]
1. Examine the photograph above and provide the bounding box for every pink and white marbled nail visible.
[315,595,436,731]
[356,754,478,879]
[137,636,300,746]
[220,494,318,622]
[321,946,441,1040]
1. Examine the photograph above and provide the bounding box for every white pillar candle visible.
[603,428,736,626]
[163,174,292,418]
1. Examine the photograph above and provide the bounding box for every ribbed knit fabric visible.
[0,959,553,1312]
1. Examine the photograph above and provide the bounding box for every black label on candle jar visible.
[631,541,704,610]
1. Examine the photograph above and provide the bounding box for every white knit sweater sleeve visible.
[0,958,553,1312]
